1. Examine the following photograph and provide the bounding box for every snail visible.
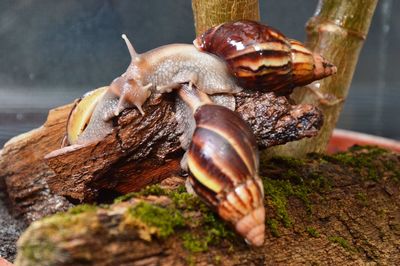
[68,34,242,144]
[194,20,337,95]
[178,84,265,246]
[63,20,336,247]
[68,21,336,144]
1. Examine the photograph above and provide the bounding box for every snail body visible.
[68,35,242,144]
[178,85,265,246]
[108,35,241,116]
[194,20,336,95]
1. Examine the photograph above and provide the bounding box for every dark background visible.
[0,0,399,147]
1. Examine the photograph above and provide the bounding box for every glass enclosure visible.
[0,0,399,146]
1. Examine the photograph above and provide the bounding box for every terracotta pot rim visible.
[328,128,400,154]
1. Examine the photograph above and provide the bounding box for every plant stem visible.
[192,0,260,35]
[270,0,378,157]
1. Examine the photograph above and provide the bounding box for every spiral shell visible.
[194,20,336,95]
[186,104,265,246]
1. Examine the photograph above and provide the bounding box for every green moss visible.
[179,193,236,252]
[201,211,236,240]
[308,172,332,191]
[127,201,185,238]
[306,227,320,238]
[270,156,306,169]
[67,204,97,215]
[18,241,58,265]
[114,192,138,203]
[182,233,208,252]
[263,178,293,228]
[183,209,237,252]
[114,186,236,252]
[186,255,196,266]
[325,146,393,181]
[267,218,280,237]
[328,236,355,252]
[114,184,205,211]
[181,212,235,253]
[114,185,168,203]
[169,190,204,211]
[262,176,315,228]
[348,145,388,155]
[138,184,168,196]
[355,192,368,204]
[383,159,400,182]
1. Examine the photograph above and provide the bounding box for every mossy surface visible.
[261,145,399,237]
[16,145,399,263]
[267,219,280,237]
[113,146,399,248]
[18,241,58,265]
[323,145,398,181]
[67,204,97,215]
[114,184,167,203]
[113,184,237,252]
[261,157,327,233]
[17,204,101,264]
[178,192,236,252]
[127,201,185,238]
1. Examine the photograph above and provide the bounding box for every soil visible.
[0,191,26,262]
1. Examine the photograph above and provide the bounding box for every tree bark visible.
[270,0,378,157]
[192,0,260,35]
[0,89,322,221]
[14,147,400,265]
[0,105,73,221]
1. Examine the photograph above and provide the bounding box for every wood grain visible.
[0,87,323,221]
[192,0,260,35]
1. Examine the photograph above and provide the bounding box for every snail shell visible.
[186,104,265,246]
[194,20,336,95]
[66,86,109,145]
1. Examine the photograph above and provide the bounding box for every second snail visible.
[64,20,336,246]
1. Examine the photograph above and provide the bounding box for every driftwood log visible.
[14,147,400,265]
[0,87,322,222]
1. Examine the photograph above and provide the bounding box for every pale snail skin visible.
[72,35,242,145]
[178,85,265,246]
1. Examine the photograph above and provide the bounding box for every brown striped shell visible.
[194,20,336,95]
[186,104,265,246]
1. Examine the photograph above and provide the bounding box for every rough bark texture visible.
[0,89,322,222]
[0,105,73,221]
[15,147,400,265]
[271,0,378,157]
[45,91,322,202]
[192,0,260,35]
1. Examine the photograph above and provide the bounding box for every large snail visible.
[194,20,336,95]
[69,21,336,145]
[179,84,265,246]
[64,20,336,246]
[70,34,241,144]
